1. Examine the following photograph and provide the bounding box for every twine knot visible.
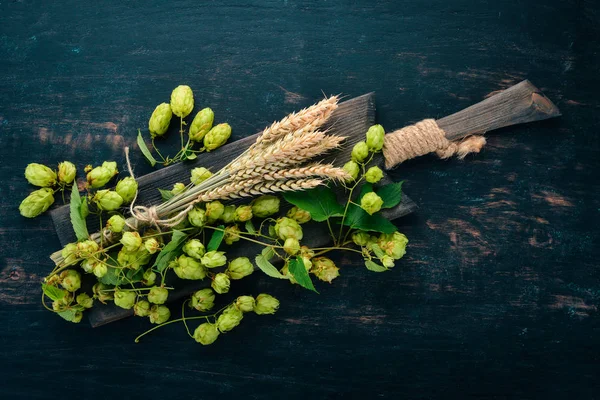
[382,119,486,169]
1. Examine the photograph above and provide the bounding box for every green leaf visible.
[377,182,403,209]
[126,267,145,283]
[69,185,89,241]
[288,256,318,292]
[158,188,174,202]
[152,230,188,272]
[283,186,344,222]
[358,183,373,201]
[42,284,66,302]
[137,130,157,167]
[342,204,397,234]
[245,220,256,234]
[98,257,123,285]
[57,309,78,322]
[365,259,388,272]
[255,251,288,279]
[207,226,224,251]
[370,243,386,259]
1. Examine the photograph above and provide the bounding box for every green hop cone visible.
[93,190,123,211]
[149,305,171,324]
[102,161,118,176]
[114,289,137,310]
[106,215,126,233]
[81,257,96,274]
[171,182,186,196]
[204,123,232,151]
[234,205,253,222]
[191,288,215,312]
[351,141,369,163]
[92,263,108,278]
[366,124,385,152]
[148,102,173,138]
[274,217,303,241]
[205,201,225,222]
[220,205,236,223]
[25,163,57,187]
[61,243,78,265]
[194,322,220,345]
[342,161,360,181]
[251,195,280,218]
[170,85,194,118]
[190,167,212,185]
[201,251,227,268]
[86,162,118,188]
[57,161,77,185]
[189,107,214,142]
[286,206,311,224]
[19,188,55,218]
[235,296,255,313]
[381,255,395,268]
[226,257,254,280]
[377,231,408,260]
[134,300,151,317]
[93,282,114,304]
[211,272,231,294]
[76,240,99,258]
[311,257,340,283]
[173,255,207,280]
[51,292,72,311]
[71,311,84,324]
[283,238,300,255]
[352,231,371,247]
[360,192,383,215]
[216,305,244,332]
[76,293,94,309]
[120,231,142,252]
[144,238,160,254]
[187,206,207,227]
[223,225,241,245]
[142,269,157,286]
[148,286,169,305]
[253,293,280,315]
[60,269,81,292]
[115,177,138,204]
[182,239,206,259]
[365,166,384,184]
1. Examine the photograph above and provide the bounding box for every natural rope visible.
[124,147,193,229]
[382,119,486,169]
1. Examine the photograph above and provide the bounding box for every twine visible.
[124,147,193,229]
[382,119,486,169]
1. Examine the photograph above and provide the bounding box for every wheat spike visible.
[255,96,338,146]
[197,178,324,202]
[233,163,350,181]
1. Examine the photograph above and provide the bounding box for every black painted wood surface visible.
[1,1,599,399]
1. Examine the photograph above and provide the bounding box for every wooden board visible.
[48,93,418,326]
[49,93,416,247]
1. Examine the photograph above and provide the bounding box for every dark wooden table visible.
[1,1,599,398]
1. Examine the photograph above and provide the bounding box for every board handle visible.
[383,80,561,169]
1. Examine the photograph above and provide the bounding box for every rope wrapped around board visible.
[382,119,486,169]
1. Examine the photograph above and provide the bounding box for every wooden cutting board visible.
[48,93,418,326]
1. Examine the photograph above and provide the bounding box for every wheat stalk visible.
[198,178,324,202]
[232,164,350,181]
[254,96,338,146]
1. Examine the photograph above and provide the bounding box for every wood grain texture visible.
[436,80,561,140]
[1,0,599,398]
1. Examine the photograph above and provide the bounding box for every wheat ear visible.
[254,96,338,146]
